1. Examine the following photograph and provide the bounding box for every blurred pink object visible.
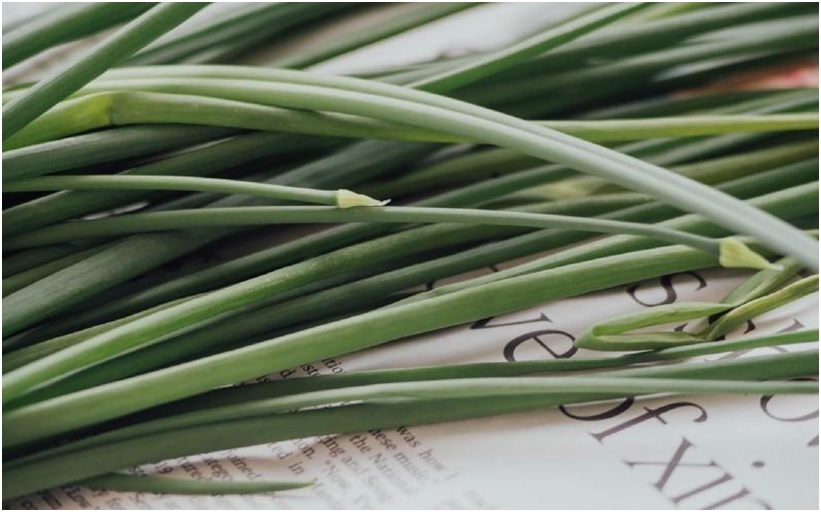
[677,57,819,96]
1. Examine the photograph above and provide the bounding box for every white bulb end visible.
[336,189,390,208]
[718,238,775,270]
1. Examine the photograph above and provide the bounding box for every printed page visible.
[10,269,818,510]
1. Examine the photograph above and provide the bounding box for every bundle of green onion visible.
[2,2,818,503]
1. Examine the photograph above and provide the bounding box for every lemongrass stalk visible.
[3,175,383,208]
[79,474,312,495]
[4,350,816,499]
[73,70,819,267]
[2,205,751,262]
[2,3,156,69]
[0,244,746,445]
[1,3,207,141]
[2,125,238,183]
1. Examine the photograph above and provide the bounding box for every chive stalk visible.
[4,175,383,208]
[4,350,816,499]
[3,205,749,259]
[0,245,754,445]
[2,3,208,140]
[74,69,819,268]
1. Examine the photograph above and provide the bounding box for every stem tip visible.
[336,189,390,208]
[718,238,776,270]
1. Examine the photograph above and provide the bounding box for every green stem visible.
[4,350,815,499]
[706,275,820,340]
[3,132,333,238]
[1,244,726,447]
[2,125,238,183]
[411,2,648,92]
[542,114,817,142]
[148,330,821,411]
[14,87,814,150]
[2,3,157,69]
[79,69,820,268]
[501,3,816,78]
[2,3,207,140]
[3,244,115,297]
[58,180,814,393]
[3,91,457,150]
[575,251,819,351]
[79,473,312,495]
[3,205,730,258]
[3,175,374,208]
[397,179,819,304]
[2,195,641,380]
[128,3,351,65]
[11,153,813,353]
[1,139,427,336]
